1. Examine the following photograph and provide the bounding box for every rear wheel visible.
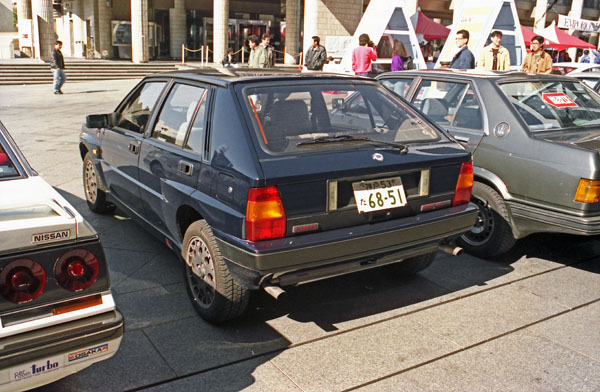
[83,153,114,214]
[457,182,516,257]
[389,252,436,275]
[182,220,249,323]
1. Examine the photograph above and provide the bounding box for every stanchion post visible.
[200,45,204,65]
[181,44,185,65]
[241,46,245,65]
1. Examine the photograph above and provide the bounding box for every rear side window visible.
[381,78,413,98]
[412,80,483,131]
[0,142,18,179]
[151,83,206,148]
[115,81,166,133]
[242,83,440,154]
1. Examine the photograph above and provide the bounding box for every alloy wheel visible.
[185,236,216,309]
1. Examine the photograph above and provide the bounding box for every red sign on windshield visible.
[542,93,578,108]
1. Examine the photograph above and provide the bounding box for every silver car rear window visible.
[500,80,600,132]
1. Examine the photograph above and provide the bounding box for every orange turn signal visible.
[246,186,286,241]
[52,294,103,315]
[574,179,600,203]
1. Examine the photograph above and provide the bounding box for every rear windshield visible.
[499,80,600,132]
[242,83,441,154]
[0,140,19,179]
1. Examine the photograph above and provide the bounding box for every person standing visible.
[261,34,275,68]
[51,40,66,95]
[304,36,327,71]
[579,49,591,63]
[521,35,552,74]
[479,31,511,71]
[352,33,377,76]
[391,39,406,71]
[222,48,236,68]
[449,30,475,69]
[248,35,268,68]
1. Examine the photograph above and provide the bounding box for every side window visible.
[452,87,483,130]
[411,80,469,128]
[381,78,413,98]
[151,84,206,147]
[0,142,18,179]
[115,81,166,133]
[185,90,208,152]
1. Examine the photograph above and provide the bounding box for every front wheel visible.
[83,152,114,214]
[182,220,249,323]
[457,182,516,257]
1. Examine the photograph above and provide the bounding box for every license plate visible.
[352,177,407,213]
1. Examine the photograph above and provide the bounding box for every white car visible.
[552,62,600,75]
[0,121,123,391]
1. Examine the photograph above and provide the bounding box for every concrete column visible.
[566,0,583,61]
[285,0,300,64]
[97,0,113,58]
[169,0,186,60]
[131,0,149,63]
[17,0,33,57]
[303,0,318,59]
[213,0,229,66]
[31,0,55,61]
[533,0,548,33]
[72,0,85,57]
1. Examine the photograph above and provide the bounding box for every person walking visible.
[304,36,328,71]
[248,35,268,68]
[352,33,377,76]
[479,31,510,71]
[449,30,475,69]
[261,34,275,68]
[521,35,552,74]
[51,40,66,94]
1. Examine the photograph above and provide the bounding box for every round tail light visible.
[0,259,47,303]
[54,249,99,292]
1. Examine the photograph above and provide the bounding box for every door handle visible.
[178,160,193,176]
[128,142,139,154]
[454,135,470,143]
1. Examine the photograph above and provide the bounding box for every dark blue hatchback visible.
[80,70,477,323]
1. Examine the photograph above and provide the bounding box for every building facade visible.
[13,0,600,63]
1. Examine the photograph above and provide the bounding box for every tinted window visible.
[243,83,440,154]
[151,83,206,147]
[185,90,208,153]
[115,81,166,133]
[500,80,600,131]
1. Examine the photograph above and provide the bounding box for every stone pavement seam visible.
[340,298,600,392]
[269,360,306,391]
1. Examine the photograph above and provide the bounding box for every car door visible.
[410,78,485,152]
[100,80,167,214]
[138,81,209,234]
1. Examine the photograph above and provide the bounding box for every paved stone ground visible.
[1,79,599,392]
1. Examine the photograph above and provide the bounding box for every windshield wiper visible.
[297,134,408,154]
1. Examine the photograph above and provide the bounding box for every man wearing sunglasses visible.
[449,30,475,69]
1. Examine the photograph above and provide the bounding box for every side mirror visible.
[85,114,110,129]
[332,98,344,110]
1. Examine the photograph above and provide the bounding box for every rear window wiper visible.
[297,134,408,154]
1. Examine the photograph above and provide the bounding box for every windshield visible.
[499,80,600,132]
[242,83,441,154]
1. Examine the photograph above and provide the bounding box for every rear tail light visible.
[246,186,286,241]
[0,259,47,303]
[453,161,474,206]
[575,179,600,203]
[54,248,99,292]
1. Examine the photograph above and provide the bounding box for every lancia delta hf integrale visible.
[378,70,600,257]
[80,70,477,323]
[0,122,123,391]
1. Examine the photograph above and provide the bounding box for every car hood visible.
[536,129,600,152]
[0,176,97,255]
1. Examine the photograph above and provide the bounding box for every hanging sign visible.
[558,15,600,33]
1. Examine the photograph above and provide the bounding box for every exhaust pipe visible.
[264,285,286,300]
[440,244,463,256]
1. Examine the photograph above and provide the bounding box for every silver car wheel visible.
[84,159,98,203]
[185,236,216,309]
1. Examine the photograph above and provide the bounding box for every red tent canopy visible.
[522,23,595,50]
[414,11,450,41]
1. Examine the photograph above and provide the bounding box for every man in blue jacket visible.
[450,30,475,69]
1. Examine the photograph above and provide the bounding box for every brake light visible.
[246,186,286,241]
[453,161,474,206]
[0,259,47,303]
[54,248,99,292]
[575,179,600,203]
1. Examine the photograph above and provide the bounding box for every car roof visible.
[377,69,580,83]
[142,68,372,87]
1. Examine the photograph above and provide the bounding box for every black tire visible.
[83,152,114,214]
[182,220,249,323]
[388,252,436,275]
[457,182,516,257]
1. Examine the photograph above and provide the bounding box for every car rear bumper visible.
[216,203,478,288]
[509,201,600,237]
[0,309,123,391]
